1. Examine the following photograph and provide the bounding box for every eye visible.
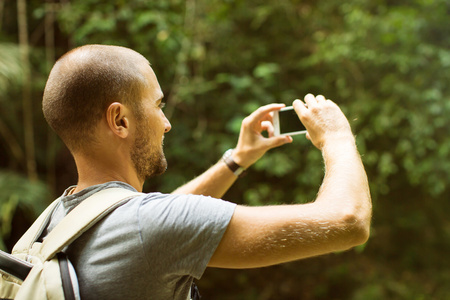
[158,102,166,109]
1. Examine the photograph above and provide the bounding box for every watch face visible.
[226,149,234,158]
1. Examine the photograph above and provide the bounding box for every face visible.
[130,65,171,181]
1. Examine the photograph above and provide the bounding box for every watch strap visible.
[222,149,246,177]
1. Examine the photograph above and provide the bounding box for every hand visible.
[233,104,293,168]
[293,94,354,150]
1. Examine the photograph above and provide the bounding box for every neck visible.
[72,152,144,194]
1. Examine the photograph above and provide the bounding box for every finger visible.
[266,135,293,149]
[304,93,318,108]
[261,120,274,137]
[326,98,337,106]
[293,99,308,116]
[316,94,326,104]
[247,104,286,125]
[267,111,274,123]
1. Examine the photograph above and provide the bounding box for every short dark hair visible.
[42,45,149,152]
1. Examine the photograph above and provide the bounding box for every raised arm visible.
[208,94,372,269]
[171,104,292,198]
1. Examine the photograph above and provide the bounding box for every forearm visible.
[316,135,372,240]
[171,160,238,198]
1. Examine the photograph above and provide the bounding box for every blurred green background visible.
[0,0,449,299]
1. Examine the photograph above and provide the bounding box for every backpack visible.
[0,187,140,300]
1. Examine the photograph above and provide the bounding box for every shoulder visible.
[134,194,236,277]
[135,192,236,222]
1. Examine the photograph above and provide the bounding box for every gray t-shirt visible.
[41,181,236,300]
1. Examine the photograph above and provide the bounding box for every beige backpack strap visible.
[12,198,61,254]
[39,187,141,261]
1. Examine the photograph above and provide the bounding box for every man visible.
[41,44,371,299]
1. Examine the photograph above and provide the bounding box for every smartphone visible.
[273,106,307,136]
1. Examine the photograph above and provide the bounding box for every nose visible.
[163,113,171,133]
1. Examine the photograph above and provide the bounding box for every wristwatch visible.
[222,149,246,177]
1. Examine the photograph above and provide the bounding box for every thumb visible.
[266,135,293,149]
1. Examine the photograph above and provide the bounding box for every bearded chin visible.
[131,137,168,181]
[133,150,167,181]
[151,154,168,177]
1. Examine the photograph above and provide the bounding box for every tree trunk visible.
[0,0,5,31]
[45,2,57,193]
[17,0,37,181]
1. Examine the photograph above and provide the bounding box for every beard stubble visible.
[130,123,167,181]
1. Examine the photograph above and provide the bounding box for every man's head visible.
[43,44,171,181]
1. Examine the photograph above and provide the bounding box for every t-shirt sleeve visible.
[137,193,236,279]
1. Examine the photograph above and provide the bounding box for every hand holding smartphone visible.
[273,106,307,136]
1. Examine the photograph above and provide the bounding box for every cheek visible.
[137,110,165,142]
[146,118,162,144]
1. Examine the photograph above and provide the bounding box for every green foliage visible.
[0,0,448,298]
[0,171,50,251]
[0,44,25,95]
[303,0,450,198]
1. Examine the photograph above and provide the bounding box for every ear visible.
[106,102,130,138]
